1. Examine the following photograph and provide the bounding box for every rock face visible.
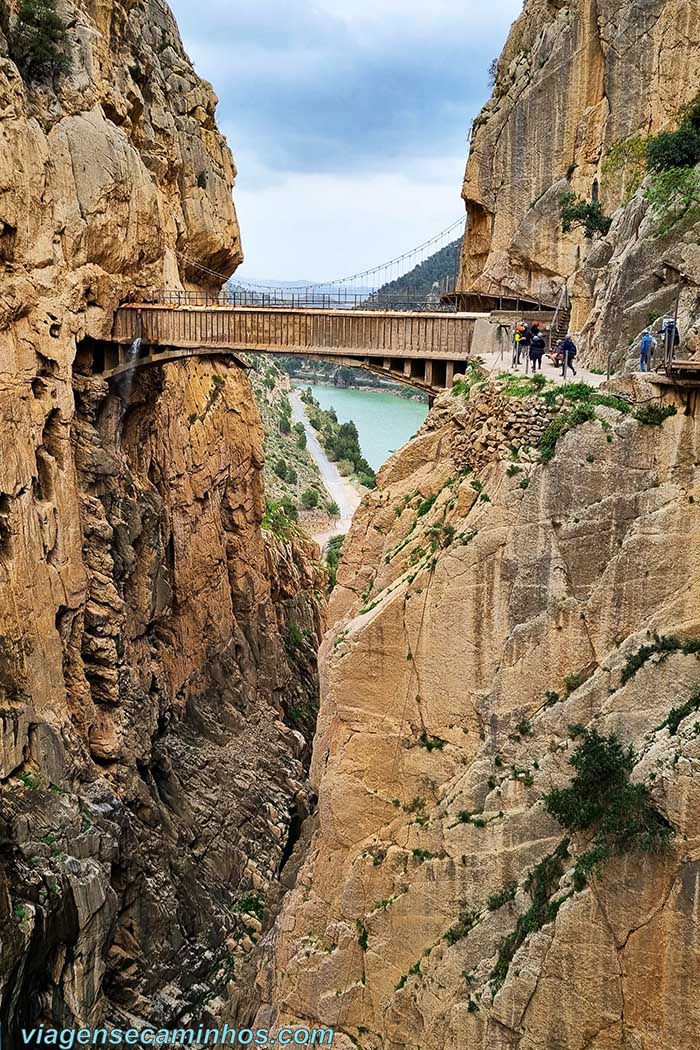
[0,0,325,1035]
[458,0,700,363]
[256,377,700,1050]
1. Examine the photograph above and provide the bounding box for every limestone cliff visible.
[0,0,325,1036]
[256,374,700,1050]
[459,0,700,363]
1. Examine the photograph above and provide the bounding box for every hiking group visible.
[513,321,577,377]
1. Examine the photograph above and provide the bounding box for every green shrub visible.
[619,634,700,684]
[279,415,291,435]
[327,500,340,518]
[544,729,672,888]
[419,731,446,752]
[539,402,596,462]
[416,494,437,517]
[560,192,612,239]
[262,500,297,537]
[355,919,369,951]
[487,883,517,911]
[10,0,70,81]
[633,404,677,426]
[337,459,354,477]
[490,841,569,990]
[647,166,700,232]
[647,126,700,171]
[444,909,479,945]
[301,488,319,510]
[564,669,590,696]
[273,458,288,480]
[659,690,700,735]
[326,534,344,590]
[280,497,298,521]
[285,622,305,653]
[644,96,700,230]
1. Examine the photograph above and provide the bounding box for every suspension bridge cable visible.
[174,215,466,292]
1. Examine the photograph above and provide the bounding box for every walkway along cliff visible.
[456,0,700,367]
[0,0,325,1034]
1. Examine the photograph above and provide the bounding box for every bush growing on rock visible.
[10,0,70,81]
[301,488,319,510]
[560,192,612,239]
[544,729,672,890]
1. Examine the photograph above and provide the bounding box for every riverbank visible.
[290,391,362,544]
[296,381,429,472]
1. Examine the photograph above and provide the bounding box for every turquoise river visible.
[298,383,429,472]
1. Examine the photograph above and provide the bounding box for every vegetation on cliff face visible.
[246,356,336,524]
[644,94,700,232]
[10,0,70,81]
[560,192,612,239]
[545,729,672,890]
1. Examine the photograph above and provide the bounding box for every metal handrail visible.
[123,287,462,313]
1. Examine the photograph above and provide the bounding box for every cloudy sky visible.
[168,0,523,281]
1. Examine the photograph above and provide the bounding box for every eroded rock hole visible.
[75,337,121,375]
[0,493,11,550]
[0,221,17,263]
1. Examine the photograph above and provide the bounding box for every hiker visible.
[560,334,577,376]
[512,322,530,367]
[639,328,655,372]
[661,317,680,365]
[529,329,546,371]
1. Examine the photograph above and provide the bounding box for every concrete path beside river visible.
[290,390,362,545]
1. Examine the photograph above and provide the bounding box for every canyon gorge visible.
[1,0,700,1049]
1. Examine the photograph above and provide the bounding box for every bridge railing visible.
[124,288,462,313]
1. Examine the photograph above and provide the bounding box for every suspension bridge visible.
[99,218,568,395]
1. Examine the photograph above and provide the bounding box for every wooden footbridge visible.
[106,299,493,394]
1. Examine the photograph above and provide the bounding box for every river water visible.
[297,383,429,472]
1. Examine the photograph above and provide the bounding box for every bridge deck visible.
[110,303,492,394]
[113,304,484,357]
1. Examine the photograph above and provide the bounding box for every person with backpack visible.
[560,334,577,377]
[639,329,655,372]
[529,329,546,371]
[513,323,530,367]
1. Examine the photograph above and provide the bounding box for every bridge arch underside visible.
[94,344,469,397]
[108,305,486,395]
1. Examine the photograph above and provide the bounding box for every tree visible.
[560,192,612,239]
[11,0,70,81]
[326,534,344,590]
[279,415,291,434]
[647,127,700,172]
[301,488,319,510]
[646,167,700,233]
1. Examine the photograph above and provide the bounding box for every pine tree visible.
[11,0,70,82]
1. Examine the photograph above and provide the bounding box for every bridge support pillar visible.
[445,362,455,387]
[403,359,412,379]
[424,361,433,387]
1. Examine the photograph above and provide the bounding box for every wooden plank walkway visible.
[108,304,490,393]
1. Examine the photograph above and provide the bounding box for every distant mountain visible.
[372,239,461,302]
